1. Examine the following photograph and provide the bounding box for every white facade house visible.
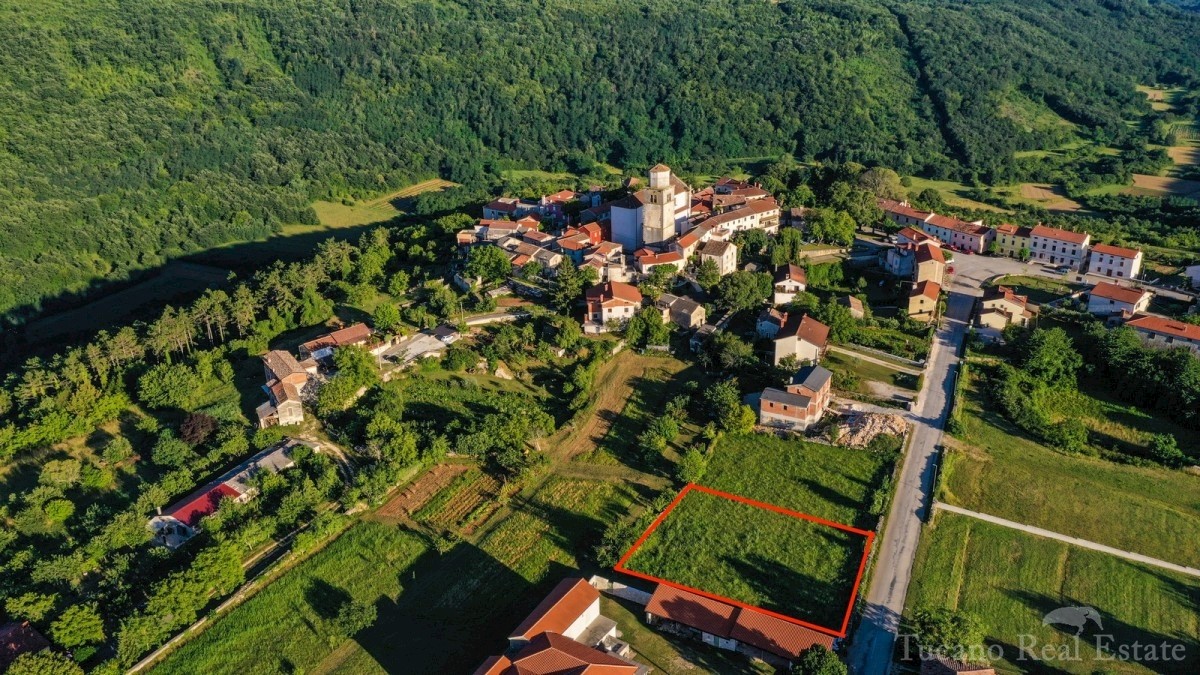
[1086,282,1151,317]
[697,240,738,276]
[772,264,807,305]
[1030,225,1091,270]
[1126,315,1200,356]
[583,281,643,333]
[1085,243,1143,280]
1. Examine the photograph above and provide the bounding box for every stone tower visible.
[642,164,675,245]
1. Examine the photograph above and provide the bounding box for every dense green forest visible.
[2,0,1200,325]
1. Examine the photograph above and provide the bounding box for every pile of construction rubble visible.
[834,412,908,449]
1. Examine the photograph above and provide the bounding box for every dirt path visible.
[554,463,671,491]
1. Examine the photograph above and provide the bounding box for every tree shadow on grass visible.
[353,537,558,674]
[720,551,859,631]
[1003,583,1200,673]
[305,578,354,621]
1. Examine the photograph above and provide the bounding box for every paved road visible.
[934,502,1200,579]
[847,289,973,675]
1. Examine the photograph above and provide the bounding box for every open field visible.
[374,463,470,522]
[1017,182,1084,211]
[906,511,1200,674]
[1168,145,1199,166]
[310,178,459,229]
[905,177,1008,213]
[824,350,919,394]
[1126,174,1200,198]
[152,522,430,675]
[702,432,898,530]
[622,487,868,630]
[940,368,1200,568]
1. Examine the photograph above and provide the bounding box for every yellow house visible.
[907,281,941,323]
[993,223,1032,258]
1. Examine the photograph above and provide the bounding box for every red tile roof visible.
[646,584,738,637]
[509,579,598,641]
[646,585,834,661]
[586,281,642,306]
[301,323,372,353]
[1090,243,1141,259]
[897,226,936,244]
[926,214,989,236]
[994,223,1031,237]
[776,264,807,284]
[1089,282,1148,304]
[779,314,830,348]
[1031,224,1089,245]
[510,632,639,674]
[878,199,933,222]
[1126,314,1200,340]
[912,280,941,301]
[0,621,50,670]
[915,243,945,264]
[166,482,241,527]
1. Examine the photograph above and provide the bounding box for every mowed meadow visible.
[941,373,1200,568]
[907,512,1200,674]
[622,488,868,630]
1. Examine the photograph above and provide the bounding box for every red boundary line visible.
[613,483,875,639]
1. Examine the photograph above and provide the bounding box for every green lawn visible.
[824,350,919,392]
[702,432,898,530]
[941,370,1200,568]
[153,522,430,675]
[155,476,646,675]
[623,487,867,630]
[907,512,1200,674]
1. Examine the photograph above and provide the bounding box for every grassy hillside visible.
[2,0,1200,323]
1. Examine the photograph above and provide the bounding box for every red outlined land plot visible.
[614,483,874,638]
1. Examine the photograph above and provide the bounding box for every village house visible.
[256,350,312,429]
[976,285,1035,334]
[672,222,713,260]
[773,313,831,365]
[879,199,934,229]
[1085,243,1143,279]
[657,293,707,329]
[907,280,941,323]
[1086,282,1152,318]
[537,189,578,224]
[495,236,564,271]
[693,197,781,235]
[1030,224,1091,270]
[1125,314,1200,356]
[839,295,866,320]
[773,264,808,305]
[921,214,994,254]
[0,621,50,671]
[697,239,738,276]
[148,441,301,548]
[483,196,539,221]
[895,226,938,247]
[759,364,834,430]
[474,578,645,675]
[584,281,643,333]
[644,584,835,670]
[915,243,947,286]
[633,249,687,275]
[993,223,1032,258]
[756,307,788,339]
[299,323,376,360]
[610,164,693,251]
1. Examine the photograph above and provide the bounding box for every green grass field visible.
[153,522,430,675]
[155,476,645,675]
[623,488,867,629]
[701,432,897,530]
[988,275,1082,305]
[824,350,919,393]
[941,371,1200,568]
[907,512,1200,674]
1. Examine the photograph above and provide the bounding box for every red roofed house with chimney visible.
[1086,282,1151,318]
[1125,314,1200,356]
[773,264,808,304]
[584,282,643,333]
[907,281,942,323]
[1085,243,1143,279]
[473,578,646,675]
[644,584,835,669]
[772,313,831,365]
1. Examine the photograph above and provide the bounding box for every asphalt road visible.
[846,286,974,675]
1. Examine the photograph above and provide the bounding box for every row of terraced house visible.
[878,199,1144,279]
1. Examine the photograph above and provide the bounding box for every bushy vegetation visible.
[4,0,1200,323]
